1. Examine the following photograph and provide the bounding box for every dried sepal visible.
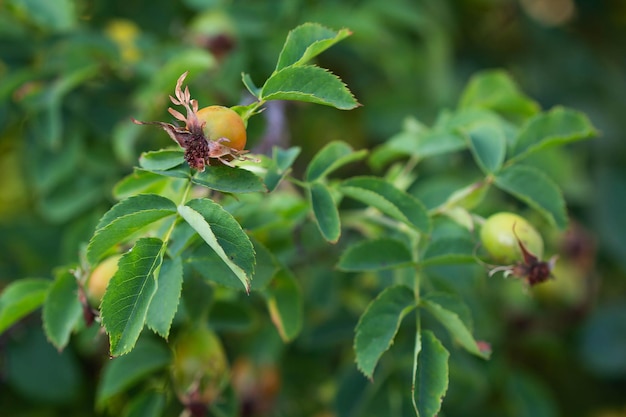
[483,224,556,287]
[207,137,259,167]
[133,71,257,172]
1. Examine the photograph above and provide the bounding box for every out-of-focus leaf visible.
[511,107,597,162]
[383,129,467,161]
[209,301,254,332]
[596,166,626,269]
[37,177,104,224]
[43,269,82,351]
[494,164,567,229]
[122,390,166,417]
[309,182,340,243]
[101,238,164,356]
[249,238,280,291]
[459,69,539,119]
[0,278,50,335]
[7,0,78,32]
[179,198,255,292]
[412,330,449,417]
[354,285,415,378]
[420,237,476,266]
[26,65,99,149]
[5,327,82,404]
[264,146,301,192]
[467,123,506,174]
[113,169,171,200]
[580,304,626,377]
[337,238,414,271]
[505,371,558,417]
[96,337,170,408]
[261,65,359,110]
[276,23,352,70]
[305,141,367,182]
[265,269,302,342]
[86,194,177,265]
[421,293,490,359]
[340,176,431,233]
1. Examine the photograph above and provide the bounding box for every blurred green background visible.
[1,0,626,416]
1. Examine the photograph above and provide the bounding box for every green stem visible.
[161,179,193,245]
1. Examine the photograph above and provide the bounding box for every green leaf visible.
[249,238,281,291]
[261,65,359,110]
[276,23,352,70]
[186,246,244,291]
[0,279,50,335]
[264,146,301,192]
[101,238,164,356]
[309,182,341,243]
[113,169,171,200]
[340,176,431,233]
[459,69,539,119]
[96,337,170,408]
[412,330,450,417]
[139,149,185,171]
[138,165,192,180]
[265,269,302,341]
[42,269,83,350]
[379,128,467,162]
[467,123,506,174]
[209,301,254,332]
[305,141,367,182]
[122,391,166,417]
[192,165,267,193]
[178,198,255,292]
[354,285,416,379]
[505,371,559,417]
[241,72,261,98]
[87,194,177,265]
[420,237,476,266]
[494,164,568,229]
[337,238,414,272]
[38,176,103,224]
[146,257,183,339]
[511,106,597,162]
[421,294,490,359]
[4,327,83,404]
[6,0,77,32]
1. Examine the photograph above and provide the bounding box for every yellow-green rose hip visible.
[480,212,544,263]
